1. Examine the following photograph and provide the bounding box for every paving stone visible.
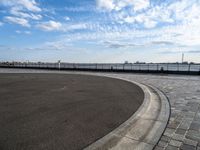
[186,130,200,142]
[161,135,171,142]
[187,102,199,105]
[180,143,196,150]
[184,112,196,118]
[158,140,168,148]
[164,128,176,137]
[197,146,200,150]
[194,113,200,121]
[170,113,177,118]
[165,145,179,150]
[167,121,180,129]
[154,146,165,150]
[179,119,192,130]
[185,97,192,100]
[171,133,185,142]
[169,117,176,122]
[169,139,182,147]
[191,106,199,112]
[175,128,186,135]
[175,115,183,122]
[183,138,198,147]
[182,106,191,112]
[190,121,200,131]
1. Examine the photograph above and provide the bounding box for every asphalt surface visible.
[0,73,144,150]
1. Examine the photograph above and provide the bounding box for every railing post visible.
[199,65,200,75]
[73,63,75,69]
[157,64,159,72]
[177,63,179,71]
[167,63,169,72]
[58,60,61,70]
[188,64,191,74]
[131,64,133,71]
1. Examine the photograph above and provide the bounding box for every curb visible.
[83,75,170,150]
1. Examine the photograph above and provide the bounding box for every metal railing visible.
[0,62,200,75]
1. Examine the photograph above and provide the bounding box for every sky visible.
[0,0,200,63]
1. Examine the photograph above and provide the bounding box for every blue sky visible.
[0,0,200,63]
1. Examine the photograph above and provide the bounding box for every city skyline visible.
[0,0,200,63]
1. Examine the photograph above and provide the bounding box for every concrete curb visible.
[83,75,170,150]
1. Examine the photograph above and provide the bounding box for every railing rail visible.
[0,62,200,75]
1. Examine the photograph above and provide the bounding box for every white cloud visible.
[10,7,42,20]
[96,0,115,11]
[64,6,95,12]
[19,0,41,12]
[143,19,157,28]
[124,16,135,23]
[64,16,70,21]
[43,41,72,50]
[51,17,200,50]
[96,0,200,30]
[36,20,62,31]
[62,23,87,32]
[4,16,30,27]
[15,30,21,34]
[16,30,31,34]
[24,31,31,34]
[120,0,150,11]
[37,21,90,32]
[0,0,43,27]
[0,21,3,26]
[96,0,150,12]
[0,0,41,12]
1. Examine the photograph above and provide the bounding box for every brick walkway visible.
[100,73,200,150]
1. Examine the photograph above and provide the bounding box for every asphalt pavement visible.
[0,73,144,150]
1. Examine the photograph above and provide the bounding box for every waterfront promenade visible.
[0,68,200,150]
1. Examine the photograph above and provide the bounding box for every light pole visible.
[182,53,184,63]
[58,60,61,70]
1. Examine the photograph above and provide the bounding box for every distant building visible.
[135,61,146,64]
[124,61,129,64]
[182,61,188,64]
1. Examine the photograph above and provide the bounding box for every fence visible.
[0,62,200,75]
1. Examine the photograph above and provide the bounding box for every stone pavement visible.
[98,73,200,150]
[0,68,200,150]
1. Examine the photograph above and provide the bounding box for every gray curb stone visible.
[83,75,170,150]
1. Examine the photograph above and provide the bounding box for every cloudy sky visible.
[0,0,200,63]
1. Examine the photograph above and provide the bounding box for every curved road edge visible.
[83,75,170,150]
[0,68,170,150]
